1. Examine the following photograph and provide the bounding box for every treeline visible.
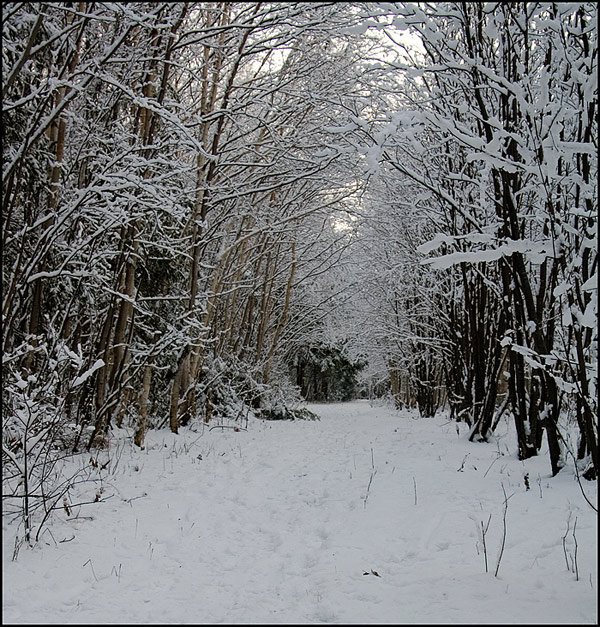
[346,3,597,480]
[3,2,368,437]
[2,2,380,540]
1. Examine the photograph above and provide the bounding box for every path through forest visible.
[2,401,597,624]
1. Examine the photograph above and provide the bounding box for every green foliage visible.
[291,342,366,402]
[259,406,320,421]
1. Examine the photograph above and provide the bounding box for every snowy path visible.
[2,401,597,624]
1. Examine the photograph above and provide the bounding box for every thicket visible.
[346,2,597,480]
[2,1,380,541]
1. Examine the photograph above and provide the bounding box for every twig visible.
[481,514,491,573]
[495,483,509,578]
[483,452,501,478]
[562,512,572,571]
[572,516,579,582]
[38,526,58,547]
[364,470,377,508]
[83,558,99,582]
[12,535,24,561]
[363,448,376,509]
[554,423,597,513]
[209,425,247,431]
[108,439,126,476]
[125,493,147,504]
[413,476,418,506]
[111,563,122,583]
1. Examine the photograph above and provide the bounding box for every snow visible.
[419,238,555,270]
[72,359,105,388]
[2,401,597,624]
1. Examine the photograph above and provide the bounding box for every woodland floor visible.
[2,400,598,624]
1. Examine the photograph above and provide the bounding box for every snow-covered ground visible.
[2,401,597,624]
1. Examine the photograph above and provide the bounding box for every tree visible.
[2,1,397,539]
[357,1,597,476]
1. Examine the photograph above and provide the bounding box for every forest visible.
[2,1,597,549]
